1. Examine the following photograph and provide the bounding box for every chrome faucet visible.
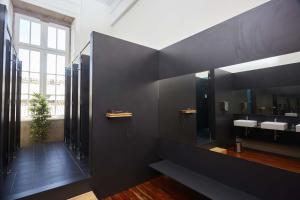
[246,116,249,120]
[274,117,277,122]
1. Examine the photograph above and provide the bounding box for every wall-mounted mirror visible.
[158,57,300,174]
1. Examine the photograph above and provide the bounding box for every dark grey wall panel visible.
[15,61,21,149]
[159,74,197,145]
[0,4,6,179]
[90,32,159,198]
[79,55,90,158]
[64,67,71,146]
[214,69,234,147]
[71,64,79,152]
[159,138,300,200]
[159,0,300,79]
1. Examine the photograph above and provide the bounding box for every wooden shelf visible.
[180,109,197,114]
[106,112,133,118]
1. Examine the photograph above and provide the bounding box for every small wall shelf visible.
[106,112,133,118]
[180,109,197,114]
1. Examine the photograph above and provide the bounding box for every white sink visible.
[234,120,257,128]
[296,124,300,132]
[261,122,288,131]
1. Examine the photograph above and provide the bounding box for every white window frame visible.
[14,13,70,120]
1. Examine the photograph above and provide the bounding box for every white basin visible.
[296,124,300,132]
[261,122,288,131]
[234,120,257,128]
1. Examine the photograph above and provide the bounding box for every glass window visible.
[16,14,69,118]
[19,19,30,44]
[47,54,56,74]
[57,55,65,75]
[57,29,66,51]
[47,75,56,95]
[19,49,30,71]
[30,22,41,46]
[48,26,57,49]
[29,73,40,94]
[30,51,40,72]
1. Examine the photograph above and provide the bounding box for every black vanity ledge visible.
[150,160,259,200]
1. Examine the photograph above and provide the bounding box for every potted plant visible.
[29,93,51,143]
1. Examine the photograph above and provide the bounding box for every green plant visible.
[29,93,51,143]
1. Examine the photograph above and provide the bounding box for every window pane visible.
[30,22,41,45]
[29,73,40,94]
[30,51,40,72]
[57,29,66,51]
[48,26,57,49]
[56,96,64,115]
[19,49,29,71]
[21,72,29,94]
[56,75,65,95]
[47,98,56,116]
[47,75,56,95]
[19,18,30,44]
[57,55,65,75]
[47,54,56,74]
[21,100,29,117]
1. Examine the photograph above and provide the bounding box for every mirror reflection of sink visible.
[261,122,288,131]
[284,113,298,117]
[296,124,300,132]
[234,120,257,127]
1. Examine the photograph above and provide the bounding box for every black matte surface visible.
[150,160,259,200]
[159,138,300,200]
[90,32,159,198]
[159,0,300,79]
[158,74,197,145]
[71,64,79,152]
[64,67,71,146]
[0,4,7,179]
[79,55,90,159]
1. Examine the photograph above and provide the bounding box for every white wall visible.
[110,0,270,49]
[19,0,81,18]
[71,0,111,60]
[11,0,270,60]
[70,0,269,58]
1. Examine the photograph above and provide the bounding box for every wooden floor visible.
[210,147,300,173]
[104,176,208,200]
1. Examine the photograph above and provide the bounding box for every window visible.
[15,14,69,119]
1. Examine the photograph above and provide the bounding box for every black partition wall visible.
[66,0,300,199]
[64,67,71,147]
[0,4,22,182]
[71,64,79,153]
[65,54,91,163]
[79,55,90,159]
[89,32,159,198]
[157,0,300,200]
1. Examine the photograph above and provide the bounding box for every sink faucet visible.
[274,117,277,122]
[246,116,249,120]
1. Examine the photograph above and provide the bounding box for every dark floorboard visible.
[0,142,88,199]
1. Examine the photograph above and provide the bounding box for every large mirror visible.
[158,56,300,174]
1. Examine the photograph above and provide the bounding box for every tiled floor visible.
[0,142,88,199]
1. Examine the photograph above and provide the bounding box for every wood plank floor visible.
[103,176,208,200]
[210,147,300,173]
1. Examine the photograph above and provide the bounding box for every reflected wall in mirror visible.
[159,62,300,174]
[158,70,214,147]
